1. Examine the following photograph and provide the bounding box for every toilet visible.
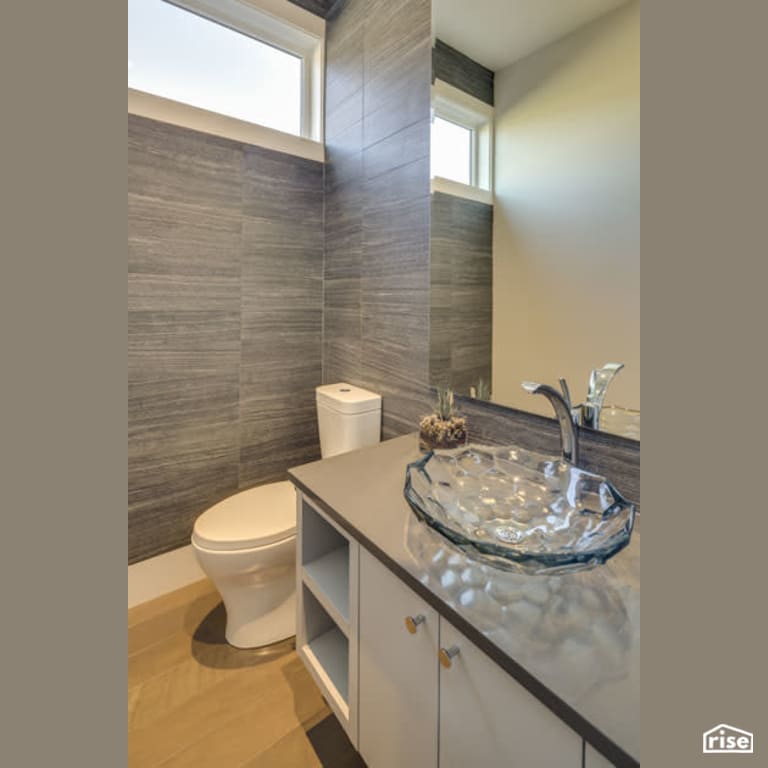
[191,383,381,648]
[315,382,382,458]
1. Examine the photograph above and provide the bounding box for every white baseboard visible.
[128,545,206,609]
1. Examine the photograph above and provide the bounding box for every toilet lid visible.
[192,481,296,551]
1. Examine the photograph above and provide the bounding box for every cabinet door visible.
[585,742,615,767]
[439,620,582,768]
[358,549,439,768]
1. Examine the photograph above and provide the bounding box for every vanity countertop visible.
[289,433,640,767]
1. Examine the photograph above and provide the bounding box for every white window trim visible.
[129,88,324,162]
[431,78,494,203]
[431,176,493,205]
[129,0,325,160]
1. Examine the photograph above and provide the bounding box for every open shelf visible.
[298,583,350,720]
[303,546,350,635]
[296,494,358,744]
[303,625,349,704]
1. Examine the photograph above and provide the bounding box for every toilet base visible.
[192,533,297,651]
[223,589,296,649]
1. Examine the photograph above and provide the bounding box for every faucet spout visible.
[522,381,579,466]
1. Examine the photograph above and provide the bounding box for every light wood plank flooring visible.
[128,579,364,767]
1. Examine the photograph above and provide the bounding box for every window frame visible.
[431,79,494,203]
[129,0,325,145]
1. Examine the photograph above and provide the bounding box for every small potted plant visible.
[419,387,468,451]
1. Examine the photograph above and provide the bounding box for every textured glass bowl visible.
[404,445,635,574]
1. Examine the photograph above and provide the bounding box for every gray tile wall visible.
[430,191,493,395]
[128,115,324,564]
[432,39,494,106]
[323,0,434,437]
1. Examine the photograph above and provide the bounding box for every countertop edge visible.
[289,470,640,768]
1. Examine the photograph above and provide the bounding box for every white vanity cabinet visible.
[295,492,611,767]
[439,619,581,767]
[358,549,439,768]
[357,548,582,768]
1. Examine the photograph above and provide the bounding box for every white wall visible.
[128,545,206,609]
[492,0,639,415]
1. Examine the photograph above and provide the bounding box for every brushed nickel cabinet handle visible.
[404,614,426,634]
[439,645,460,668]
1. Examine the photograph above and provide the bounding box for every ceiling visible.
[433,0,630,72]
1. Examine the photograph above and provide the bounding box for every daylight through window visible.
[128,0,310,137]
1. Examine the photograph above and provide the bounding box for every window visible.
[431,79,494,202]
[431,116,472,185]
[128,0,323,141]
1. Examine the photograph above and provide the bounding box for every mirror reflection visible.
[430,0,640,440]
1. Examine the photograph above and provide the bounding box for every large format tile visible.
[325,0,365,115]
[128,115,242,212]
[432,39,495,106]
[322,339,363,387]
[429,192,494,395]
[363,47,431,147]
[239,404,321,487]
[128,196,242,278]
[326,87,363,142]
[129,116,324,564]
[325,120,364,192]
[362,0,431,81]
[128,426,240,563]
[362,120,430,181]
[242,147,323,224]
[323,0,432,432]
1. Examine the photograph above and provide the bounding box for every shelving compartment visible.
[304,545,350,634]
[300,499,350,634]
[299,585,349,713]
[295,494,359,745]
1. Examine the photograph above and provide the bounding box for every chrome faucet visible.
[575,362,625,430]
[522,380,579,466]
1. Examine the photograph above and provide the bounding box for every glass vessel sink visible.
[404,445,635,574]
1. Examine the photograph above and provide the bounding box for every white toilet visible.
[191,383,381,648]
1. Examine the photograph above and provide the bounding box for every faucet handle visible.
[587,363,624,405]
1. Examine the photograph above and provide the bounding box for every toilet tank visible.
[316,383,382,458]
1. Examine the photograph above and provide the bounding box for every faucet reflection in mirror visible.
[569,362,624,430]
[564,362,641,441]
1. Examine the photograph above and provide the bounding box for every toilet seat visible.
[192,481,296,552]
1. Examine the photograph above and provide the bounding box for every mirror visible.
[429,0,640,440]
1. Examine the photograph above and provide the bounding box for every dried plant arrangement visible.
[469,378,491,401]
[419,387,468,451]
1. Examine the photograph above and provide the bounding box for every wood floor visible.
[128,579,365,767]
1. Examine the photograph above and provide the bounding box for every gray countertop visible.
[289,433,640,767]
